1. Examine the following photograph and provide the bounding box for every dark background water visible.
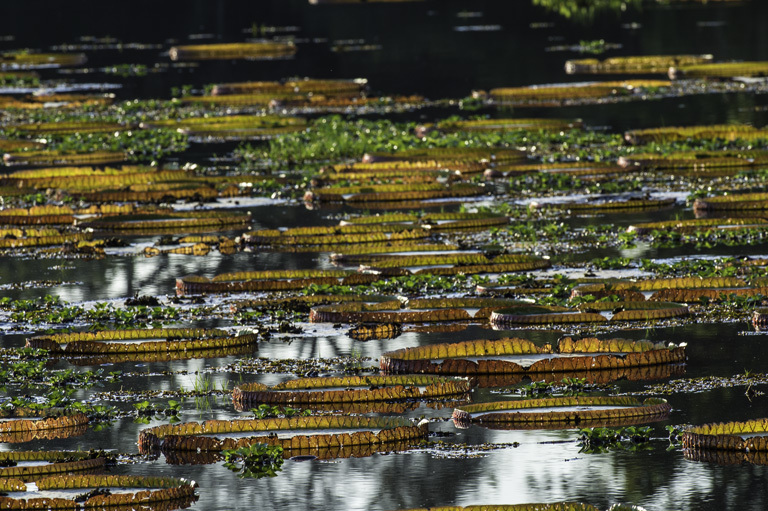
[2,1,768,510]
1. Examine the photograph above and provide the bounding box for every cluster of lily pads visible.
[2,4,768,510]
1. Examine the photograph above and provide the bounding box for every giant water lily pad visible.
[619,150,768,170]
[433,117,582,133]
[232,375,470,410]
[489,301,688,326]
[452,396,671,429]
[0,475,197,509]
[0,52,86,69]
[26,328,258,355]
[489,80,671,106]
[3,150,128,166]
[669,61,768,79]
[176,269,378,294]
[210,78,366,96]
[381,337,685,375]
[682,419,768,452]
[627,217,768,235]
[138,416,427,454]
[565,54,712,74]
[310,297,530,324]
[169,41,296,60]
[694,192,768,211]
[77,209,251,233]
[0,451,107,480]
[624,124,768,145]
[304,183,487,203]
[0,410,88,443]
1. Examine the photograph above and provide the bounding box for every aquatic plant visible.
[452,396,670,428]
[578,426,653,453]
[232,375,470,409]
[222,443,284,479]
[381,337,685,375]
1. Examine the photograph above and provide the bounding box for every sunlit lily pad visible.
[210,78,366,96]
[490,301,688,327]
[232,375,470,410]
[26,328,258,355]
[624,124,768,145]
[694,192,768,211]
[0,451,107,481]
[682,419,768,452]
[138,416,427,454]
[566,54,711,74]
[3,150,128,166]
[0,410,88,443]
[619,150,768,170]
[310,297,533,324]
[489,80,671,106]
[669,60,768,79]
[452,396,671,429]
[169,41,296,60]
[0,475,197,510]
[0,51,87,69]
[381,337,685,375]
[433,117,583,132]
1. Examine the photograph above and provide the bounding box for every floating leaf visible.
[27,328,258,355]
[232,375,470,409]
[381,337,685,375]
[452,396,671,428]
[566,54,712,74]
[138,416,427,455]
[682,419,768,452]
[169,41,296,60]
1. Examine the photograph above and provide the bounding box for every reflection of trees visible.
[532,0,640,21]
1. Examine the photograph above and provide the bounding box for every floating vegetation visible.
[232,375,470,410]
[78,209,252,234]
[222,442,284,479]
[488,80,671,106]
[3,149,128,166]
[304,183,488,204]
[309,296,535,324]
[531,196,675,212]
[619,149,768,171]
[176,269,372,294]
[694,192,768,211]
[0,51,87,69]
[624,124,768,145]
[169,41,296,60]
[571,277,749,300]
[7,120,127,135]
[669,61,768,79]
[0,410,88,443]
[577,426,653,453]
[432,117,583,133]
[452,396,671,429]
[138,416,427,455]
[489,301,689,326]
[140,114,307,141]
[682,419,768,452]
[26,328,258,355]
[381,337,685,375]
[0,451,107,480]
[627,218,768,235]
[565,55,712,74]
[0,475,197,509]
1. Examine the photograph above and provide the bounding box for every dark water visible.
[2,1,768,510]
